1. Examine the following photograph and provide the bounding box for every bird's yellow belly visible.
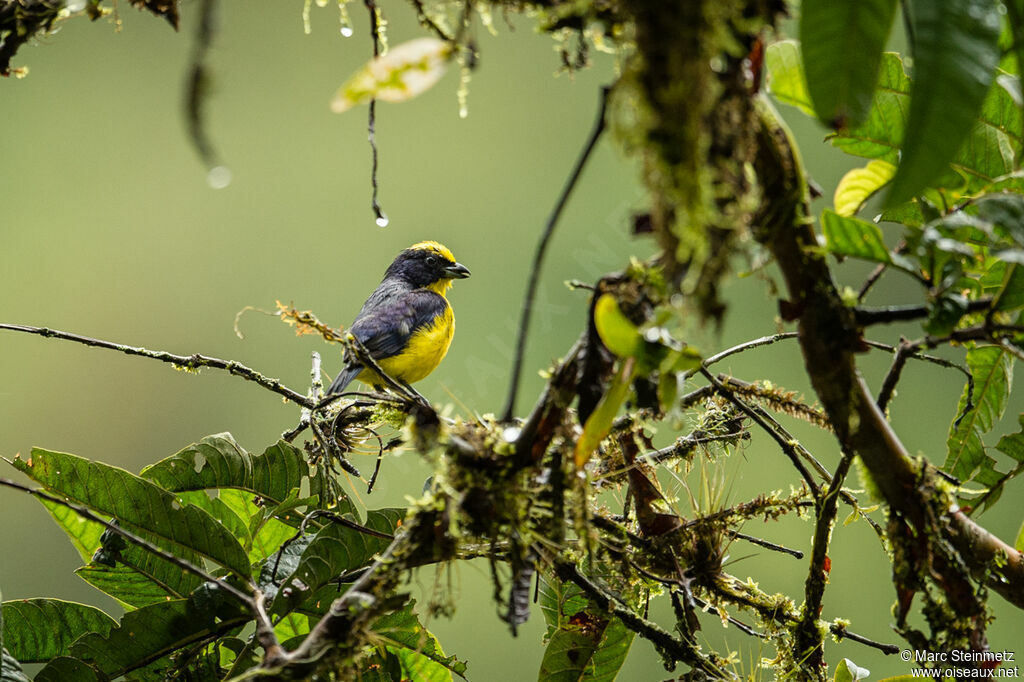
[356,305,455,386]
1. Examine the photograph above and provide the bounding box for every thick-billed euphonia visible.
[328,241,470,395]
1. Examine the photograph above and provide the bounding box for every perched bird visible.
[328,241,470,396]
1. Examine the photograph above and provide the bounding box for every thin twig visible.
[729,531,804,559]
[829,621,900,655]
[691,594,767,639]
[0,323,313,408]
[365,0,387,226]
[184,0,221,172]
[0,476,252,604]
[688,331,799,378]
[502,85,611,422]
[700,368,821,498]
[408,0,453,41]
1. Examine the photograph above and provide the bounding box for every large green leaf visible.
[34,658,101,682]
[69,599,246,678]
[76,538,205,609]
[11,448,251,578]
[828,54,1019,192]
[574,358,635,467]
[371,601,468,681]
[887,0,1002,204]
[765,40,816,116]
[270,508,402,616]
[799,0,897,127]
[38,498,204,608]
[141,434,305,505]
[1,599,115,663]
[945,346,1014,480]
[537,575,634,682]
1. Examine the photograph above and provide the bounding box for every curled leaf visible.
[331,38,453,113]
[834,160,896,216]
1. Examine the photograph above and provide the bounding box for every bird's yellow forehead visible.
[409,241,456,262]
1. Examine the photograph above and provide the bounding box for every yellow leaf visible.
[574,358,635,467]
[593,294,642,359]
[331,37,453,113]
[834,160,896,217]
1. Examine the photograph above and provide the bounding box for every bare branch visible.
[0,323,313,407]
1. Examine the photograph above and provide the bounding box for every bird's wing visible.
[352,288,449,359]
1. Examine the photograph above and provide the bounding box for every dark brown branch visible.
[730,531,803,559]
[502,85,611,422]
[752,97,1024,609]
[796,451,854,674]
[829,621,900,655]
[855,298,993,326]
[0,323,313,408]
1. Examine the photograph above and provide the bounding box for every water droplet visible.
[66,0,86,11]
[206,166,232,189]
[375,215,390,227]
[502,426,521,442]
[340,26,353,37]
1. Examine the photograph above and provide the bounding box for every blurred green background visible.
[2,3,1022,679]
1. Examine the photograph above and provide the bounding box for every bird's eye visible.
[426,255,437,266]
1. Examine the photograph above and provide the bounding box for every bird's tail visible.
[327,364,362,395]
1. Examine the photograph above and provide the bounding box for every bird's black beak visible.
[444,262,471,279]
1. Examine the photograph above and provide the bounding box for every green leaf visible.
[945,346,1014,480]
[887,0,1002,204]
[1016,519,1024,551]
[765,40,816,116]
[69,599,247,678]
[799,0,897,127]
[834,160,897,216]
[537,575,634,682]
[270,508,402,615]
[1,599,115,663]
[38,498,106,563]
[982,260,1024,311]
[331,37,453,113]
[76,539,205,609]
[574,358,635,467]
[35,498,205,608]
[141,433,305,506]
[828,53,1018,192]
[219,488,300,562]
[829,52,910,162]
[11,448,251,578]
[0,648,29,682]
[372,601,468,681]
[833,657,870,682]
[34,657,102,682]
[821,210,900,266]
